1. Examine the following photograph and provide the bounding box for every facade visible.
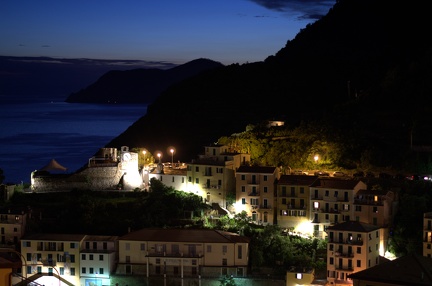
[235,165,281,225]
[186,144,250,208]
[326,221,381,286]
[116,228,250,278]
[148,162,188,192]
[80,235,118,286]
[276,175,318,233]
[0,207,28,248]
[310,179,367,239]
[20,233,86,286]
[423,211,432,258]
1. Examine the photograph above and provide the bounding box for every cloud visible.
[248,0,336,20]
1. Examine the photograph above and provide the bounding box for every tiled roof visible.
[310,178,362,189]
[236,166,277,174]
[21,233,87,241]
[83,235,118,242]
[348,254,432,285]
[327,221,380,232]
[119,228,250,244]
[278,175,318,185]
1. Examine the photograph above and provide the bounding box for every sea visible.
[0,94,147,184]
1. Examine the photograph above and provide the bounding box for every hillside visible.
[104,0,432,171]
[65,58,224,104]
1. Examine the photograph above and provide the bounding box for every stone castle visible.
[30,146,143,192]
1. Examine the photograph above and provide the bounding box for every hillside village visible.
[1,129,432,286]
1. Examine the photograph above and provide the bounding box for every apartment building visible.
[235,165,281,225]
[20,233,85,286]
[0,207,28,247]
[423,211,432,258]
[353,189,396,256]
[80,235,118,286]
[310,178,367,239]
[326,221,381,286]
[116,228,249,278]
[148,162,188,192]
[276,175,318,233]
[186,144,250,208]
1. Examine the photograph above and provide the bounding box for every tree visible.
[219,276,237,286]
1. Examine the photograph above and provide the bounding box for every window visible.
[207,245,212,253]
[373,206,378,213]
[195,178,199,184]
[82,267,86,274]
[126,256,131,263]
[70,242,75,249]
[329,257,334,265]
[172,177,175,182]
[222,268,227,275]
[238,245,242,259]
[241,198,246,205]
[125,243,130,250]
[263,175,268,181]
[334,191,338,197]
[250,198,258,205]
[241,186,246,192]
[156,258,161,264]
[263,186,268,193]
[90,267,94,274]
[99,268,104,275]
[24,241,31,247]
[13,227,17,232]
[85,242,90,249]
[188,176,192,182]
[182,177,185,183]
[355,205,362,212]
[70,268,75,276]
[241,175,245,180]
[325,190,329,196]
[60,267,64,275]
[26,253,31,261]
[89,254,93,260]
[103,242,107,250]
[296,273,303,279]
[195,166,199,172]
[222,245,227,253]
[140,243,145,251]
[357,247,361,254]
[70,255,75,263]
[300,187,304,194]
[82,254,86,260]
[222,258,227,266]
[99,255,104,261]
[192,259,197,265]
[314,201,319,209]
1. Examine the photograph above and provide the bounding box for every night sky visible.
[0,0,335,65]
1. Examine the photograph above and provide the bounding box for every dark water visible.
[0,95,147,184]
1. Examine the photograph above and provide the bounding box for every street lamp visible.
[314,155,319,163]
[157,153,161,163]
[170,148,174,166]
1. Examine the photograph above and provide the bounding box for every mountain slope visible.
[106,0,432,167]
[65,58,224,104]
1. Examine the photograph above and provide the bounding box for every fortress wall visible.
[31,166,135,192]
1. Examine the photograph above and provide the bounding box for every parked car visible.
[292,170,308,175]
[332,171,346,177]
[314,170,330,176]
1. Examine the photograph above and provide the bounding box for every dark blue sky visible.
[0,0,335,65]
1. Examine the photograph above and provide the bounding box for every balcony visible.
[202,184,221,189]
[248,191,260,196]
[259,204,272,210]
[334,252,354,258]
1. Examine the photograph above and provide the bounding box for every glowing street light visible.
[157,152,161,163]
[314,155,319,163]
[170,148,174,165]
[142,150,147,166]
